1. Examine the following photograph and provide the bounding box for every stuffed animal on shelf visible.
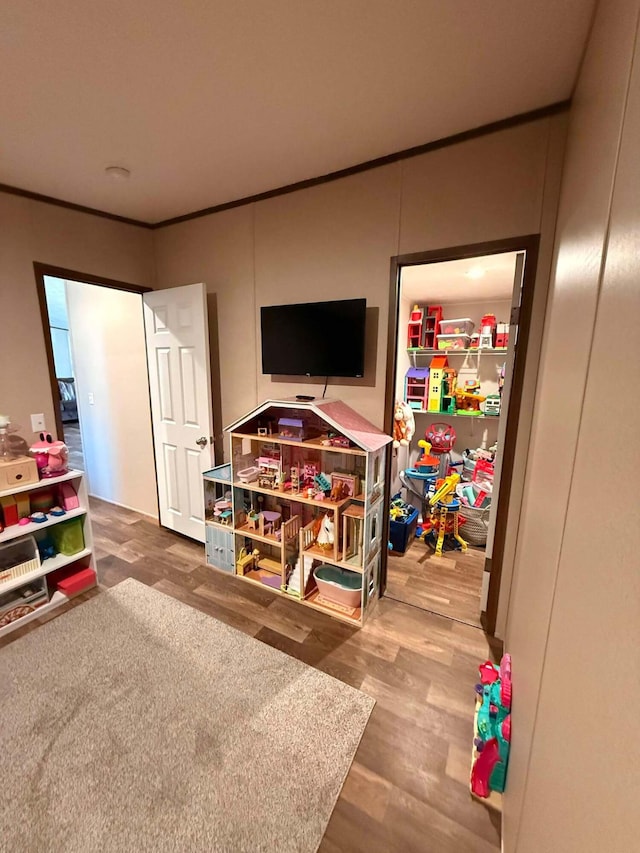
[393,400,416,449]
[29,432,69,478]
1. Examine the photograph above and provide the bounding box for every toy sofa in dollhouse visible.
[202,398,390,626]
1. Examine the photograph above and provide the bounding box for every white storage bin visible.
[0,535,41,588]
[439,318,475,336]
[437,333,471,351]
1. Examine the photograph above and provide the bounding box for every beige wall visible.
[505,0,640,849]
[0,193,154,444]
[154,116,564,443]
[66,281,158,518]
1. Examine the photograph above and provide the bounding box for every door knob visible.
[196,436,208,448]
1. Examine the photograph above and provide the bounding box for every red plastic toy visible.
[425,423,456,454]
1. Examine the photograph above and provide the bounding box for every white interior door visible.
[143,283,213,542]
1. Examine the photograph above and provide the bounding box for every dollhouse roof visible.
[225,397,392,453]
[406,367,429,378]
[430,355,448,370]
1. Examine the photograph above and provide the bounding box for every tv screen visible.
[261,298,366,377]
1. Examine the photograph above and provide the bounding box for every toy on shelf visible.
[392,401,415,448]
[455,379,486,416]
[439,317,474,336]
[423,305,443,349]
[495,322,510,349]
[330,472,359,501]
[0,417,39,490]
[442,367,458,414]
[484,394,501,416]
[256,448,282,489]
[405,367,430,411]
[278,417,306,441]
[428,355,448,412]
[407,305,424,348]
[321,433,351,448]
[58,481,79,511]
[437,332,471,350]
[29,433,69,478]
[422,472,468,557]
[316,513,335,549]
[471,654,512,798]
[0,495,19,527]
[478,314,496,349]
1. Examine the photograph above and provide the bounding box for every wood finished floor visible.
[2,498,502,852]
[387,539,485,628]
[62,422,84,472]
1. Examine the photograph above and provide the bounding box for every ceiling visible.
[1,1,595,224]
[400,252,519,303]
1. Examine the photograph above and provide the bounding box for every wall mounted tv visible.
[261,298,366,377]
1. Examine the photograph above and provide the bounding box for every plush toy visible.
[29,432,69,478]
[393,401,415,449]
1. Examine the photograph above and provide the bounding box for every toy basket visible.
[460,504,491,546]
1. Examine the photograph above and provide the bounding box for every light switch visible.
[31,413,46,432]
[88,393,95,405]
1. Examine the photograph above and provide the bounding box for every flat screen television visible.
[261,298,366,377]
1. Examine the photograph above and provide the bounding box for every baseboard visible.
[87,492,159,522]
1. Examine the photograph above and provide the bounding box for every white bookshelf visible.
[0,469,96,637]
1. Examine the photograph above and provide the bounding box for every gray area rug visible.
[0,578,374,852]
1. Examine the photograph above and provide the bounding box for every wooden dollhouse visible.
[202,398,390,626]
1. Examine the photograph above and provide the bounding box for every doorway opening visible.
[37,268,158,520]
[35,264,216,543]
[383,236,539,634]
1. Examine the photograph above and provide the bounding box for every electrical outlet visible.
[31,413,46,432]
[88,392,95,405]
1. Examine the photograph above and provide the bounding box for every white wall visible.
[505,0,640,849]
[154,116,564,442]
[0,194,154,442]
[66,281,158,519]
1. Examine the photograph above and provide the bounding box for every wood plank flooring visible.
[1,498,501,852]
[387,538,485,627]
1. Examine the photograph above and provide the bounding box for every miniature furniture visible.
[202,397,390,626]
[0,469,96,638]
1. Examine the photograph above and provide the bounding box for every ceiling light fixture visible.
[465,266,486,279]
[105,165,131,181]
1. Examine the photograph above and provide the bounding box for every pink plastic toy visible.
[29,432,69,478]
[471,737,501,798]
[59,482,80,511]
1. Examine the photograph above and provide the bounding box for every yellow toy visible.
[424,473,468,557]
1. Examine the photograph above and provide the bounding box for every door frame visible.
[33,262,151,442]
[382,234,540,636]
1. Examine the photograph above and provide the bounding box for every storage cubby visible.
[202,398,391,626]
[0,469,97,637]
